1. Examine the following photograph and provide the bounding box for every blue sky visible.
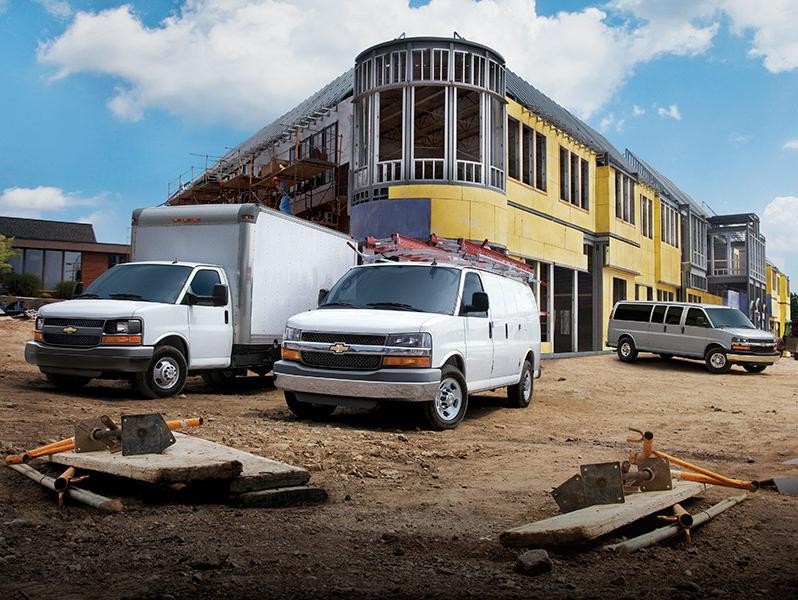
[1,0,797,282]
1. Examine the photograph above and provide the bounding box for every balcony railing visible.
[710,258,745,277]
[377,160,403,183]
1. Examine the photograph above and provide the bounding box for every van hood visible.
[287,308,450,335]
[723,327,775,342]
[38,299,165,320]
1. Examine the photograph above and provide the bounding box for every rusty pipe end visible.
[678,514,694,528]
[53,477,69,493]
[643,431,654,440]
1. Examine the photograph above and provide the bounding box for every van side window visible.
[651,305,666,323]
[614,303,652,322]
[665,306,683,325]
[190,269,221,297]
[460,272,487,317]
[685,307,710,328]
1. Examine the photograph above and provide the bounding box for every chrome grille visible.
[301,332,386,346]
[301,351,382,370]
[43,334,101,347]
[44,318,105,328]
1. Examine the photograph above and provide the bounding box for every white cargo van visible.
[273,256,542,430]
[25,204,355,397]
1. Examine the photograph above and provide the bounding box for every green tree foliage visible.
[0,234,18,273]
[55,280,77,299]
[792,293,798,323]
[5,273,42,297]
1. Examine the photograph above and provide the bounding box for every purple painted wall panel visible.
[350,198,431,241]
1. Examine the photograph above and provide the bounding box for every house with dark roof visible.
[165,35,787,350]
[0,216,130,290]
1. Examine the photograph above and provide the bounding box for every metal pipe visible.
[671,468,757,491]
[8,464,123,512]
[53,466,76,493]
[604,495,747,553]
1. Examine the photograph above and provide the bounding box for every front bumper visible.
[274,360,441,401]
[727,351,781,365]
[25,341,154,376]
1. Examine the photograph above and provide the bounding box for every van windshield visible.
[705,308,755,329]
[79,264,193,304]
[320,265,461,314]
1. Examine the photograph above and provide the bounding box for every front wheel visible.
[284,391,336,420]
[743,364,767,373]
[705,347,732,374]
[46,373,92,391]
[422,365,468,430]
[135,345,187,398]
[617,337,638,362]
[507,360,533,408]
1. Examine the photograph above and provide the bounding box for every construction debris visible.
[8,463,122,513]
[515,549,553,577]
[604,494,748,553]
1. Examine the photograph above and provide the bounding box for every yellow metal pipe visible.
[658,451,756,489]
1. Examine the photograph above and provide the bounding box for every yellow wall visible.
[685,287,723,305]
[766,264,792,335]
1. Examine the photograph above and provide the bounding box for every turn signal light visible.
[282,348,301,361]
[730,343,751,351]
[101,334,142,345]
[383,356,431,368]
[33,331,43,341]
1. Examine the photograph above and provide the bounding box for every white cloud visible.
[632,104,645,116]
[599,113,625,133]
[721,0,798,73]
[36,0,720,126]
[784,138,798,150]
[0,1,9,16]
[729,132,750,145]
[0,186,102,219]
[657,104,682,120]
[34,0,73,19]
[761,195,798,282]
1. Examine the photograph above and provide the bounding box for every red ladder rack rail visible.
[364,233,537,283]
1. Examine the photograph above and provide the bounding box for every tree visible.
[0,234,18,273]
[792,292,798,323]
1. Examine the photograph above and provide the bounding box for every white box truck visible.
[25,204,355,397]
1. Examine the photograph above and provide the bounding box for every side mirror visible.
[318,288,330,306]
[212,284,228,307]
[469,291,489,313]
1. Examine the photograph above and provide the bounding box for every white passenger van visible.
[273,259,542,430]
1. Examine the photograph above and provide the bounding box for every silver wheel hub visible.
[153,357,180,390]
[522,371,532,400]
[621,342,631,357]
[435,377,463,422]
[710,352,726,368]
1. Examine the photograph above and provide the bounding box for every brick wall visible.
[81,252,109,286]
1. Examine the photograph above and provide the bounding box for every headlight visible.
[731,337,748,344]
[35,317,45,331]
[386,333,432,348]
[104,319,142,334]
[284,326,302,342]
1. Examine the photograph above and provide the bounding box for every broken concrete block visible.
[515,549,553,576]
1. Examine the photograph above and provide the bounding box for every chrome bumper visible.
[25,341,154,376]
[727,352,781,365]
[274,360,441,402]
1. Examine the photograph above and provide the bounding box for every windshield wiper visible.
[319,302,357,309]
[76,293,99,298]
[109,293,144,300]
[366,302,421,312]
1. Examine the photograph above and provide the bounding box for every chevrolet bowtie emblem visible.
[329,343,350,354]
[63,326,78,334]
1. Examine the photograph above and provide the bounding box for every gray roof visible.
[624,150,713,217]
[0,216,96,243]
[505,70,636,174]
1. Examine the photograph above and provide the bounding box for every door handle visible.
[489,322,493,339]
[505,323,509,338]
[681,325,685,334]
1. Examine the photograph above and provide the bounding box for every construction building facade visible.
[168,36,790,353]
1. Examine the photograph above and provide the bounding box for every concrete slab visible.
[500,481,706,548]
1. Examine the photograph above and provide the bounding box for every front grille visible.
[749,344,775,354]
[301,351,382,370]
[43,333,101,347]
[301,332,386,346]
[45,318,105,328]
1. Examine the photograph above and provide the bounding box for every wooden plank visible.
[234,485,328,508]
[500,482,706,548]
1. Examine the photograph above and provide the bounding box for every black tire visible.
[705,347,732,374]
[658,353,674,360]
[508,359,533,408]
[422,365,468,430]
[284,391,336,419]
[201,370,238,389]
[46,373,92,391]
[135,345,187,398]
[743,364,767,373]
[617,337,638,362]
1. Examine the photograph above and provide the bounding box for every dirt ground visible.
[0,318,796,599]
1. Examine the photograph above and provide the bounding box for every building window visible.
[507,117,520,180]
[657,289,675,302]
[687,293,702,303]
[612,277,627,306]
[641,196,653,238]
[512,122,547,191]
[560,147,588,210]
[690,214,707,266]
[661,203,680,247]
[489,96,504,190]
[456,88,482,183]
[413,86,446,180]
[615,172,635,224]
[43,250,63,290]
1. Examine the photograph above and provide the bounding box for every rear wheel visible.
[201,370,239,389]
[617,337,638,362]
[743,364,767,373]
[507,360,533,408]
[46,373,92,391]
[658,353,674,360]
[705,347,731,374]
[284,391,336,420]
[135,345,187,398]
[423,365,468,430]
